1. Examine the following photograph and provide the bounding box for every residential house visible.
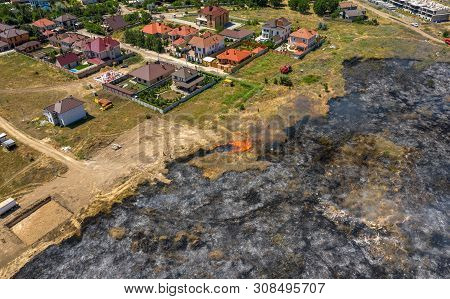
[289,28,319,58]
[141,22,172,38]
[216,48,252,72]
[103,15,128,32]
[261,17,291,45]
[59,33,90,52]
[219,28,254,42]
[187,33,225,63]
[342,9,367,21]
[15,40,41,53]
[54,14,78,29]
[55,52,80,69]
[83,37,121,61]
[169,37,191,58]
[129,61,175,86]
[339,1,358,10]
[32,18,56,31]
[168,25,198,42]
[0,28,29,47]
[0,23,14,33]
[43,96,86,127]
[172,67,204,93]
[196,6,229,29]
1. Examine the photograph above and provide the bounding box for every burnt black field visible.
[15,59,450,278]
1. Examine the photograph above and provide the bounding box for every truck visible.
[0,198,17,216]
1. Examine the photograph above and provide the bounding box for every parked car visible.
[411,23,419,27]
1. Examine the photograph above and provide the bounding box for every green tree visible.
[313,0,339,16]
[289,0,310,14]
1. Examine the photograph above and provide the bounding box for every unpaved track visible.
[355,0,445,44]
[0,116,86,171]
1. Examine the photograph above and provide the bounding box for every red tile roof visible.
[168,25,198,37]
[172,37,187,46]
[290,28,318,40]
[141,22,172,35]
[84,37,120,53]
[33,18,55,28]
[56,52,79,67]
[217,48,252,63]
[198,6,229,17]
[87,57,105,65]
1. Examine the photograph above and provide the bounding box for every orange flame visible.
[229,140,252,153]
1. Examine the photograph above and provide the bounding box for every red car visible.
[444,38,450,45]
[280,65,292,74]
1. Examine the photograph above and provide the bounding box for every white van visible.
[0,198,17,216]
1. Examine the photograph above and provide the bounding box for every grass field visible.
[0,128,67,199]
[0,53,156,159]
[0,53,73,90]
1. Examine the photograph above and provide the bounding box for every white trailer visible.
[0,198,17,216]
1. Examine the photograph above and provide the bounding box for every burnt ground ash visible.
[15,59,450,278]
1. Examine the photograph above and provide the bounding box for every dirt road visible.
[0,116,86,171]
[355,0,445,44]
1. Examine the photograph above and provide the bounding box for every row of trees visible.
[0,1,119,26]
[288,0,340,16]
[123,29,165,53]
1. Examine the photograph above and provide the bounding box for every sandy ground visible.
[0,116,224,277]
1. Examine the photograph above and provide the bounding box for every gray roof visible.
[219,28,254,40]
[45,96,84,114]
[104,15,128,31]
[0,23,14,32]
[16,41,40,50]
[172,67,198,80]
[54,14,77,23]
[345,9,366,17]
[0,41,9,48]
[0,28,28,39]
[130,62,175,82]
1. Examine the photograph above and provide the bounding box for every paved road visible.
[0,116,87,170]
[355,0,445,44]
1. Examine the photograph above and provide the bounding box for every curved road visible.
[0,116,87,171]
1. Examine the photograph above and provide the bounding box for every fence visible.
[103,74,218,114]
[17,50,134,79]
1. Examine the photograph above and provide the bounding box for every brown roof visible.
[104,15,128,31]
[33,18,55,28]
[198,6,229,17]
[219,28,254,40]
[45,96,84,114]
[15,40,40,51]
[172,67,198,80]
[339,1,357,9]
[54,14,77,23]
[129,62,175,82]
[264,17,291,29]
[188,34,224,49]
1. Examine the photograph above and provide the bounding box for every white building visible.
[388,0,449,22]
[43,96,86,127]
[260,17,292,45]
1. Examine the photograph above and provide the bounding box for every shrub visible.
[302,74,321,84]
